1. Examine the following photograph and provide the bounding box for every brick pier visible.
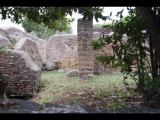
[77,18,94,80]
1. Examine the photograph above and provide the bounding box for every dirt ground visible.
[0,98,160,113]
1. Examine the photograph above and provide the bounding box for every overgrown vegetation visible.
[93,22,112,29]
[22,17,73,40]
[32,71,141,111]
[10,38,18,47]
[1,6,160,110]
[91,7,160,103]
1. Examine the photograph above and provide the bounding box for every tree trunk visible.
[137,7,160,78]
[136,7,160,59]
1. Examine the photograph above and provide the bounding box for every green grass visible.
[107,101,129,110]
[10,38,18,47]
[93,22,112,29]
[32,71,138,110]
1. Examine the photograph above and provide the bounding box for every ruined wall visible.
[47,34,77,60]
[0,26,119,74]
[0,49,41,97]
[46,34,77,69]
[0,35,12,48]
[92,32,122,74]
[0,28,10,40]
[14,38,42,68]
[0,27,46,61]
[77,18,94,80]
[45,31,118,74]
[93,45,120,74]
[0,27,24,40]
[38,39,47,61]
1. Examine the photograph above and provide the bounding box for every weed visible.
[96,90,112,98]
[37,81,46,90]
[107,102,118,110]
[31,71,138,110]
[0,75,5,82]
[106,102,129,110]
[10,38,18,47]
[39,92,53,104]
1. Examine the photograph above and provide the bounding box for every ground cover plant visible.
[31,71,151,111]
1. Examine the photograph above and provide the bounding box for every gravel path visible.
[0,99,160,113]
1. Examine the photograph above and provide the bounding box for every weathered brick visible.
[77,18,93,80]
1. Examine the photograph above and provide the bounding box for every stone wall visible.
[47,34,77,61]
[0,35,12,48]
[14,38,42,68]
[77,18,94,80]
[45,31,118,74]
[0,49,41,97]
[46,34,78,70]
[0,26,119,75]
[0,27,46,61]
[93,45,120,74]
[38,39,47,61]
[0,28,10,40]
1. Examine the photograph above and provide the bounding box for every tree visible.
[22,16,73,40]
[91,7,160,102]
[0,6,107,96]
[93,22,113,33]
[0,7,106,30]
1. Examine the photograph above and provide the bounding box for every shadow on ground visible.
[0,99,160,113]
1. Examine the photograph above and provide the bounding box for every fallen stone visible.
[64,68,72,72]
[66,69,78,77]
[57,69,64,73]
[77,92,85,96]
[46,62,55,71]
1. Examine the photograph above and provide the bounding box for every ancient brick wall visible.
[0,35,12,48]
[77,18,94,80]
[92,32,119,74]
[0,27,24,40]
[46,34,78,69]
[0,26,119,75]
[0,28,10,40]
[93,45,120,74]
[0,27,46,61]
[0,49,41,97]
[47,34,77,60]
[14,38,42,69]
[38,39,47,61]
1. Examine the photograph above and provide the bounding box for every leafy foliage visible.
[10,38,18,46]
[0,6,106,85]
[0,7,106,29]
[91,7,160,102]
[22,17,73,40]
[93,22,112,29]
